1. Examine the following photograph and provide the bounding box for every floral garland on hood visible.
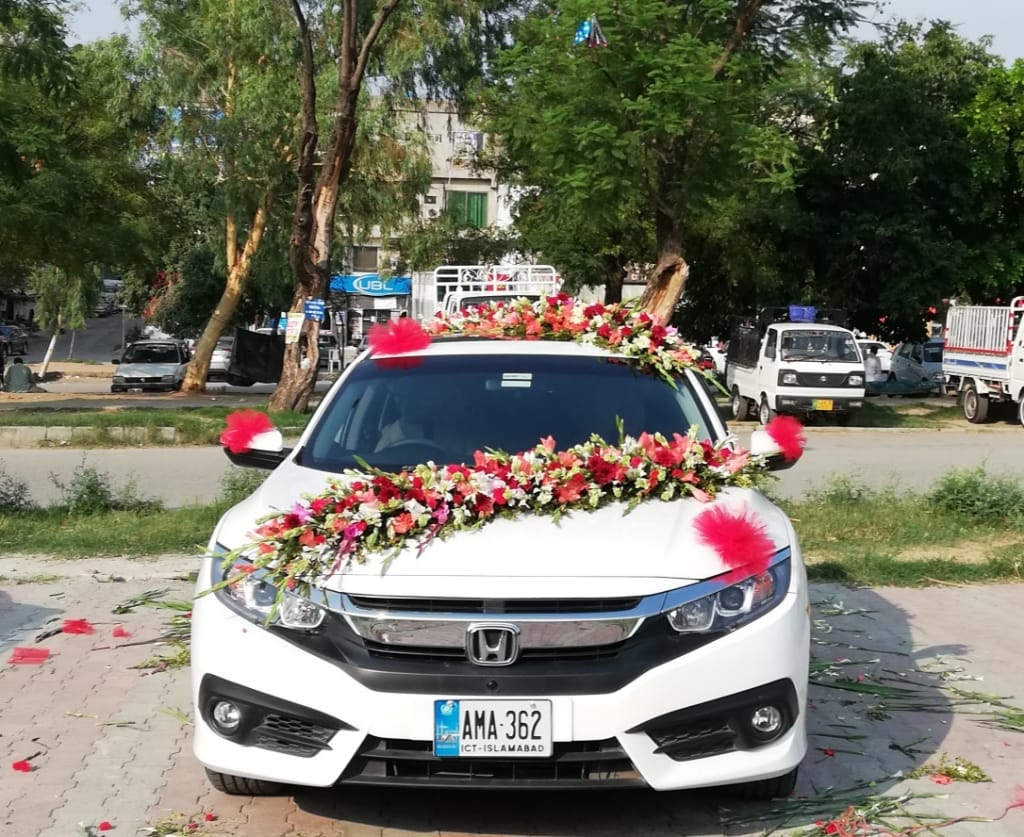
[218,297,806,595]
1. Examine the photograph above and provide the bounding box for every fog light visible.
[749,705,783,739]
[212,700,242,733]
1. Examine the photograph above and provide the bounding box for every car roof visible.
[359,335,624,362]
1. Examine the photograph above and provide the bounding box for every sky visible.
[69,0,1023,60]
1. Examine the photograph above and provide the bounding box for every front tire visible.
[728,766,799,801]
[962,385,989,423]
[758,395,777,426]
[204,768,285,796]
[731,387,753,421]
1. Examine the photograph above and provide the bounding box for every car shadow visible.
[282,583,979,835]
[0,589,63,655]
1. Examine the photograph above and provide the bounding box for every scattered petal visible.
[931,774,954,785]
[8,647,51,665]
[203,812,217,821]
[11,760,32,772]
[112,626,132,638]
[823,748,836,757]
[61,618,94,635]
[98,821,114,831]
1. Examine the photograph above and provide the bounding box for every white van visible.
[726,309,866,425]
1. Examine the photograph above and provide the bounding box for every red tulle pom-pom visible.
[766,415,806,461]
[368,318,431,357]
[694,504,775,582]
[219,409,275,454]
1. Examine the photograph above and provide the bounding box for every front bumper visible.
[774,394,862,413]
[191,570,810,792]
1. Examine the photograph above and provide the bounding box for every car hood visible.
[216,462,794,598]
[116,362,184,377]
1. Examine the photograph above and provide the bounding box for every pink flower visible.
[12,760,32,772]
[98,822,113,832]
[391,512,415,534]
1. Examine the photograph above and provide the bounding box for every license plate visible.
[129,387,143,393]
[433,699,552,757]
[812,399,833,411]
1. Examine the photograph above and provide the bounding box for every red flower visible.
[391,512,415,533]
[220,410,275,454]
[694,505,775,582]
[822,748,835,757]
[12,760,32,772]
[203,813,217,822]
[98,821,113,832]
[61,618,94,635]
[554,473,588,504]
[930,774,953,785]
[8,647,50,665]
[765,415,806,461]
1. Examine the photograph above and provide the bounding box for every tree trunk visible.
[638,209,689,324]
[601,256,625,304]
[37,312,60,381]
[66,329,76,360]
[182,198,271,392]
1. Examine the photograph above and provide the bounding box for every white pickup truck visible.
[942,297,1024,424]
[726,309,865,425]
[410,264,561,321]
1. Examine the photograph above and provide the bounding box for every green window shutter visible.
[467,192,487,228]
[446,191,468,226]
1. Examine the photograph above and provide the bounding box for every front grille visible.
[260,713,337,745]
[341,736,645,788]
[794,372,850,387]
[246,712,339,758]
[123,376,164,384]
[648,718,737,761]
[345,595,643,614]
[363,639,623,663]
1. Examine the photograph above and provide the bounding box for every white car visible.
[192,333,809,800]
[856,340,892,375]
[111,340,191,392]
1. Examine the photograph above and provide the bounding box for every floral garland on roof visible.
[419,293,705,385]
[215,297,807,596]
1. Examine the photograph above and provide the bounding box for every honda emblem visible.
[466,623,520,666]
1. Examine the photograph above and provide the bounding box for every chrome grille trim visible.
[317,548,791,650]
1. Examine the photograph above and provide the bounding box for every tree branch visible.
[354,0,403,91]
[710,0,765,80]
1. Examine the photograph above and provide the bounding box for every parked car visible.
[207,337,234,381]
[0,324,30,355]
[889,339,944,392]
[111,339,191,393]
[856,340,892,375]
[192,314,809,801]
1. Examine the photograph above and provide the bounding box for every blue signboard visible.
[304,298,326,321]
[329,274,412,296]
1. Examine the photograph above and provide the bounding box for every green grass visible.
[0,505,227,556]
[784,472,1024,586]
[854,399,964,428]
[0,407,310,445]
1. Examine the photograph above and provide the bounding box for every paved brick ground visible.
[3,556,1023,837]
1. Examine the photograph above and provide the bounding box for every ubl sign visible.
[354,277,388,293]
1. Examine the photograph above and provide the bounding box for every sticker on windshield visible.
[501,372,533,388]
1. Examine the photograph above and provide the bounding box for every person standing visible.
[864,345,884,384]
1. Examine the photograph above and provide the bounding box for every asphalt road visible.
[2,425,1023,509]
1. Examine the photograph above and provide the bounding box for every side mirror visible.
[749,428,799,471]
[222,426,289,470]
[112,358,120,365]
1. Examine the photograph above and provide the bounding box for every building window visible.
[352,246,378,272]
[446,191,488,229]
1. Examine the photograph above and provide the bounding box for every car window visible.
[123,345,183,364]
[300,354,714,473]
[923,343,943,363]
[780,330,859,362]
[911,345,923,363]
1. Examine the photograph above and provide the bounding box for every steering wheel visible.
[376,439,448,462]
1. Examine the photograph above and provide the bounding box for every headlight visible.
[779,371,798,385]
[112,375,124,384]
[213,555,325,630]
[161,374,176,383]
[848,374,864,386]
[665,560,790,634]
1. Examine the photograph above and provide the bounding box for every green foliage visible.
[49,462,164,515]
[399,214,521,271]
[219,467,268,507]
[927,467,1024,524]
[0,459,34,511]
[29,263,101,334]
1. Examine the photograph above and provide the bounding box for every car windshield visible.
[923,344,943,364]
[123,345,181,364]
[780,330,859,362]
[300,353,715,472]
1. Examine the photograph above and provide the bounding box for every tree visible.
[484,0,866,322]
[29,263,100,379]
[268,0,522,413]
[130,0,301,391]
[787,23,1001,339]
